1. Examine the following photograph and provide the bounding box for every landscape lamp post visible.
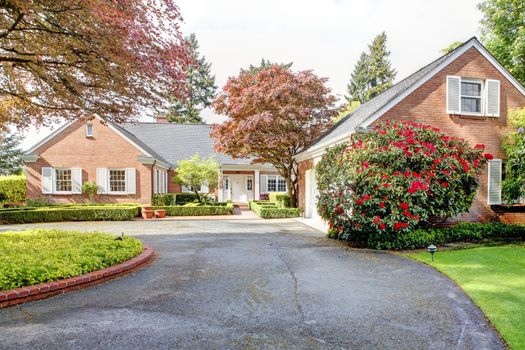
[427,245,437,261]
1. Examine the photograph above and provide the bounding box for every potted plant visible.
[155,209,167,218]
[141,205,154,219]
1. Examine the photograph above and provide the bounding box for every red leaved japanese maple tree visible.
[0,0,191,129]
[212,65,338,207]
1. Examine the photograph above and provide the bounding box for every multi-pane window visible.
[55,169,72,192]
[461,81,482,114]
[267,176,277,192]
[277,177,286,192]
[266,175,287,192]
[109,169,126,193]
[246,176,253,191]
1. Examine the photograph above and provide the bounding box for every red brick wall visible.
[25,119,154,204]
[167,170,182,193]
[375,47,525,222]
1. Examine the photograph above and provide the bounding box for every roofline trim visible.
[360,39,525,128]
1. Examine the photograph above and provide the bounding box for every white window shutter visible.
[488,159,502,205]
[261,175,268,192]
[126,168,136,194]
[71,168,82,194]
[96,168,108,194]
[446,76,461,114]
[42,167,53,194]
[485,79,500,117]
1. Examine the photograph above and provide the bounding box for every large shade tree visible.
[0,0,191,130]
[479,0,525,86]
[212,65,338,207]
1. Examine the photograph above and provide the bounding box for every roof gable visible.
[297,37,525,159]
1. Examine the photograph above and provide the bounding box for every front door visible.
[228,174,254,203]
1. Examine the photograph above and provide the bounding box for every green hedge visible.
[153,202,234,216]
[249,200,302,219]
[0,175,26,205]
[268,192,291,208]
[152,194,175,206]
[174,192,200,204]
[363,222,525,250]
[0,205,140,224]
[0,229,143,290]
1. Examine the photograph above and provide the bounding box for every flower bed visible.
[0,204,140,224]
[249,200,302,218]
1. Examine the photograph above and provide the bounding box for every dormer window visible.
[86,123,94,137]
[460,80,483,114]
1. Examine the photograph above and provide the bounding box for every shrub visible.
[0,205,140,224]
[153,202,233,216]
[152,193,175,206]
[82,181,98,201]
[317,121,490,248]
[0,175,25,204]
[249,200,302,218]
[0,229,143,289]
[502,111,525,202]
[269,192,291,208]
[174,192,200,204]
[370,222,525,250]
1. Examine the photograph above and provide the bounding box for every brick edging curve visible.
[0,243,155,309]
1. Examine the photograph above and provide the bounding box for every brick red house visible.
[23,117,282,204]
[296,37,525,226]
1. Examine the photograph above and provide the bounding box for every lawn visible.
[0,229,143,290]
[404,244,525,349]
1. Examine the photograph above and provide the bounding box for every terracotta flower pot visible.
[141,210,154,219]
[141,206,153,211]
[155,209,166,218]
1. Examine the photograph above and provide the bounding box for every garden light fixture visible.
[427,245,437,261]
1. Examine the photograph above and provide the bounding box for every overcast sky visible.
[20,0,482,150]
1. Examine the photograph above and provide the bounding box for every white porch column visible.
[218,168,224,202]
[254,170,260,200]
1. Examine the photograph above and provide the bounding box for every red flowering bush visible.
[316,121,491,249]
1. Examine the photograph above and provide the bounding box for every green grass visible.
[404,244,525,349]
[0,229,143,290]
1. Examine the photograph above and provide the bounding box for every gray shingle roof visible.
[116,123,254,166]
[301,40,466,153]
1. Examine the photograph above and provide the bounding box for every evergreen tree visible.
[345,32,396,103]
[365,32,397,101]
[240,58,293,75]
[167,33,217,124]
[0,132,23,175]
[345,52,370,103]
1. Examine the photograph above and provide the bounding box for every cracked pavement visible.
[0,219,504,349]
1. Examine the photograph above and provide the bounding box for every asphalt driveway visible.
[0,219,504,349]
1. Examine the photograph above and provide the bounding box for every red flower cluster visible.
[407,180,428,194]
[355,194,372,205]
[394,222,409,230]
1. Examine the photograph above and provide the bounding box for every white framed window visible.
[55,168,72,193]
[266,175,287,192]
[224,176,230,190]
[460,79,483,115]
[86,123,94,137]
[246,175,253,191]
[109,169,126,193]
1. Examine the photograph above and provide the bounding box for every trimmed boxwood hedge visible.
[249,200,302,219]
[268,192,291,208]
[152,194,175,206]
[0,175,26,205]
[0,205,140,224]
[153,202,234,216]
[360,222,525,250]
